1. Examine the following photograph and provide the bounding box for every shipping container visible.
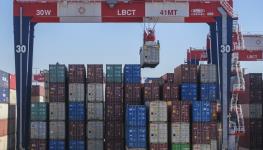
[31,102,48,121]
[106,83,123,100]
[69,140,85,150]
[87,121,104,139]
[105,139,124,150]
[0,70,9,89]
[69,83,85,102]
[172,144,190,150]
[9,74,16,90]
[87,140,104,150]
[149,101,167,122]
[243,34,263,50]
[31,96,45,103]
[126,127,147,148]
[0,104,8,119]
[87,83,104,102]
[149,143,168,150]
[143,83,160,101]
[0,87,9,103]
[144,78,164,85]
[30,121,47,139]
[68,102,85,121]
[9,89,16,104]
[87,64,103,83]
[49,64,66,83]
[105,102,123,121]
[49,121,65,140]
[162,83,179,100]
[171,123,190,143]
[0,136,7,150]
[49,140,65,150]
[200,84,217,101]
[68,121,85,140]
[210,140,217,150]
[106,64,122,83]
[124,84,141,105]
[149,123,168,144]
[0,119,8,136]
[241,104,262,119]
[140,43,160,68]
[87,102,104,120]
[181,83,197,101]
[49,102,65,121]
[174,64,198,84]
[126,105,146,127]
[192,144,211,150]
[31,85,45,97]
[124,64,141,83]
[192,123,211,144]
[49,83,66,102]
[199,64,217,83]
[161,73,174,83]
[192,101,211,122]
[105,121,124,139]
[68,64,86,83]
[30,139,47,150]
[171,101,190,123]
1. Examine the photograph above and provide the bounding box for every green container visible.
[49,64,66,83]
[106,65,122,83]
[31,102,48,121]
[172,144,190,150]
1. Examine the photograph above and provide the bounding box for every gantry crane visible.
[14,0,236,149]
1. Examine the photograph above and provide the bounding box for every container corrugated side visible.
[172,144,190,150]
[200,64,217,83]
[68,102,85,121]
[87,121,104,139]
[68,121,85,140]
[49,102,65,121]
[9,89,16,105]
[30,121,47,139]
[0,104,8,119]
[0,135,7,150]
[171,123,190,143]
[126,127,147,148]
[87,102,104,120]
[149,101,167,122]
[31,102,48,121]
[69,140,85,150]
[48,140,65,150]
[149,123,168,144]
[87,83,104,102]
[69,83,85,102]
[49,121,65,140]
[87,140,104,150]
[0,119,8,136]
[0,87,9,103]
[0,70,9,88]
[125,105,146,127]
[30,139,47,150]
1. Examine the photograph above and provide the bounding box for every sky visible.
[0,0,263,77]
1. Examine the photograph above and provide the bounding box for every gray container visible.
[149,122,168,144]
[30,121,47,139]
[200,64,217,83]
[140,42,160,68]
[49,102,65,120]
[149,101,167,122]
[87,121,104,139]
[87,140,104,150]
[87,102,104,120]
[87,83,104,102]
[69,83,85,102]
[49,121,65,140]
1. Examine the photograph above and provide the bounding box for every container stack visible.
[48,64,67,150]
[125,105,147,150]
[149,101,168,150]
[68,64,86,150]
[171,101,190,150]
[143,82,160,105]
[239,73,263,150]
[86,64,104,150]
[124,64,142,106]
[161,73,179,101]
[105,64,124,150]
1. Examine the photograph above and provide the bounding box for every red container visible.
[68,64,86,83]
[171,101,190,122]
[143,83,159,101]
[210,123,217,139]
[33,74,45,82]
[106,83,123,100]
[31,85,45,96]
[161,73,174,83]
[105,140,124,150]
[49,83,66,102]
[9,74,16,90]
[124,84,141,105]
[174,64,198,84]
[68,121,85,140]
[239,118,262,149]
[150,143,168,150]
[105,103,123,121]
[87,64,103,83]
[192,123,211,144]
[30,139,47,150]
[0,119,8,136]
[105,121,123,139]
[163,83,179,100]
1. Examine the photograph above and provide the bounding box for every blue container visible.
[181,83,197,101]
[192,101,211,122]
[69,140,85,150]
[200,84,217,101]
[126,127,147,148]
[126,105,146,127]
[0,87,9,103]
[68,102,85,121]
[49,140,65,150]
[124,64,141,83]
[0,70,9,88]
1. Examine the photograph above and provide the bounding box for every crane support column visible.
[14,7,35,150]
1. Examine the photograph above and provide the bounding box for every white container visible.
[30,121,47,139]
[69,83,85,102]
[200,64,217,83]
[0,104,8,119]
[9,89,16,105]
[49,102,65,120]
[49,121,65,140]
[87,121,104,139]
[149,123,167,144]
[87,102,104,120]
[171,123,190,143]
[87,83,104,102]
[149,101,167,122]
[0,135,7,150]
[193,144,211,150]
[210,140,217,150]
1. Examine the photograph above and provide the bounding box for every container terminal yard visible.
[0,0,262,150]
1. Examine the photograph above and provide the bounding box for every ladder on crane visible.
[220,0,238,19]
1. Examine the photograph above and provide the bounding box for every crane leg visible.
[14,12,35,150]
